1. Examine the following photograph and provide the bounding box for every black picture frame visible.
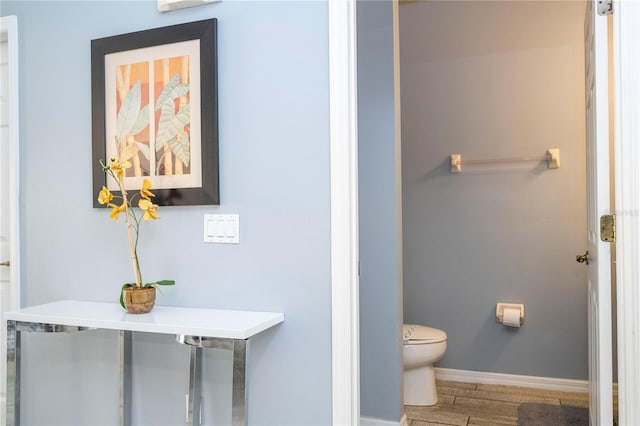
[91,19,218,207]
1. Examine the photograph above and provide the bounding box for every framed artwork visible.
[91,19,218,207]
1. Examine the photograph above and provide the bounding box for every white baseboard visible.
[361,413,408,426]
[435,367,589,393]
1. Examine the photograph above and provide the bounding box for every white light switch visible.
[204,214,239,244]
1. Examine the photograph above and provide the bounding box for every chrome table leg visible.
[231,339,248,426]
[5,322,95,426]
[177,336,248,426]
[119,330,132,426]
[6,320,20,426]
[187,346,203,426]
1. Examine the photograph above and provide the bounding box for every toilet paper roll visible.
[503,307,521,327]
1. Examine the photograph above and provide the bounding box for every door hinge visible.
[600,214,616,243]
[598,0,613,15]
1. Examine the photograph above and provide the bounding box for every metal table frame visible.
[4,301,283,426]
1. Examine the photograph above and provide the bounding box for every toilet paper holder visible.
[496,303,525,326]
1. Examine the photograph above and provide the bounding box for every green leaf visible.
[156,103,190,151]
[174,103,190,125]
[130,104,150,136]
[136,141,150,161]
[168,132,190,167]
[154,73,181,111]
[154,74,189,112]
[144,280,174,296]
[169,83,190,104]
[119,283,135,310]
[155,100,175,150]
[116,81,142,143]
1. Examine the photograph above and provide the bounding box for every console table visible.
[4,300,284,426]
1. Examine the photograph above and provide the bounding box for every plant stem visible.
[117,179,142,288]
[131,208,143,284]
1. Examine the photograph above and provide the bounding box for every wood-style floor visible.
[405,380,617,426]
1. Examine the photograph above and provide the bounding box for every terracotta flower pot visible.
[122,286,156,314]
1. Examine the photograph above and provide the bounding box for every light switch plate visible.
[204,214,239,244]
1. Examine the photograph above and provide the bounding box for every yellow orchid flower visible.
[140,179,155,200]
[97,186,113,205]
[96,157,173,300]
[110,158,132,180]
[109,202,127,221]
[138,199,159,220]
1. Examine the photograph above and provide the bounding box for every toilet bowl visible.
[402,324,447,406]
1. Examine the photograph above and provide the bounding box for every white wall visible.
[2,1,333,424]
[400,1,589,379]
[358,0,404,422]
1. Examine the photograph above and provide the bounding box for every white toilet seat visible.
[403,324,447,344]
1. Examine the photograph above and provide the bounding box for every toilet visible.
[402,324,447,406]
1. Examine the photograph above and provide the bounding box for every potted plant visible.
[97,158,175,313]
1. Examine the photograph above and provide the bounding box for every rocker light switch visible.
[204,214,239,244]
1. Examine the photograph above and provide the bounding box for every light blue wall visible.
[2,1,332,424]
[400,1,589,379]
[358,0,403,422]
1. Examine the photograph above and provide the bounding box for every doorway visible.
[399,0,593,381]
[0,14,20,421]
[347,1,640,424]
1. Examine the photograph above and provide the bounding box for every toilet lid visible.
[403,324,447,344]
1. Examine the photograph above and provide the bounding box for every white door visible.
[612,1,640,423]
[583,2,613,425]
[0,14,19,422]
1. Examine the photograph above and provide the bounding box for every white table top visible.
[4,300,284,339]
